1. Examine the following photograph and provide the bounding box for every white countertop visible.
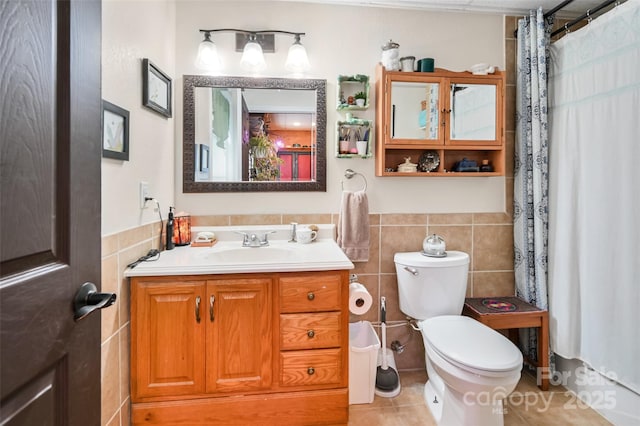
[124,224,354,277]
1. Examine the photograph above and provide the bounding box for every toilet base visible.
[424,380,443,422]
[424,379,506,426]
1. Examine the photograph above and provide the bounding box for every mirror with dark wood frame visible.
[183,75,326,192]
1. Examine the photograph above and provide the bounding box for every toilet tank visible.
[394,251,470,320]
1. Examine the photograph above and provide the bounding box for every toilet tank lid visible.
[394,251,469,267]
[421,316,523,372]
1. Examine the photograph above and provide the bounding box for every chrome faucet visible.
[289,222,297,243]
[235,230,275,247]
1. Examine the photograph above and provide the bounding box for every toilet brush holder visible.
[374,347,401,398]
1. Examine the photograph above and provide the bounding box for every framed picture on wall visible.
[142,58,172,117]
[102,100,129,161]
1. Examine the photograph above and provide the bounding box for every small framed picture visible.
[142,58,172,118]
[102,100,129,161]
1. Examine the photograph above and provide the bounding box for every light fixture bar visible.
[196,29,308,74]
[235,33,274,53]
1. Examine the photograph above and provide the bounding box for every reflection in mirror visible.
[390,81,440,140]
[184,75,326,192]
[450,83,496,140]
[194,88,316,182]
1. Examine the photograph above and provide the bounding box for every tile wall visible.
[101,224,161,426]
[191,212,516,372]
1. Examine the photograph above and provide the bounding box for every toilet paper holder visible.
[350,273,358,283]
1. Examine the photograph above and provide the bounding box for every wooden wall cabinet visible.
[130,270,350,425]
[375,64,506,176]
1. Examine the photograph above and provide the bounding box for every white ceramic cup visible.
[296,228,317,244]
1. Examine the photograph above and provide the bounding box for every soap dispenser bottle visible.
[166,206,175,250]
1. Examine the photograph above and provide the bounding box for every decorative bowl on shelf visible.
[418,150,440,172]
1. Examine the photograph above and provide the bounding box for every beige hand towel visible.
[337,190,370,262]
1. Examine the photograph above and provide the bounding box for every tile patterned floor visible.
[348,370,612,425]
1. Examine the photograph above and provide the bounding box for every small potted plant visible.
[354,91,366,107]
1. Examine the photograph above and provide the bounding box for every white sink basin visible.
[200,246,299,264]
[124,224,354,276]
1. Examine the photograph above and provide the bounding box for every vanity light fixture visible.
[195,29,309,74]
[240,33,266,71]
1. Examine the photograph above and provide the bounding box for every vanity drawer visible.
[280,349,342,387]
[279,274,342,313]
[280,312,341,350]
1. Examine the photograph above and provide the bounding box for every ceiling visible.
[270,0,607,18]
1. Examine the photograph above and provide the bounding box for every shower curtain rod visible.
[513,0,575,36]
[550,0,620,37]
[513,0,620,38]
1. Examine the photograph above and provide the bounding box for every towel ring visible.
[342,169,367,192]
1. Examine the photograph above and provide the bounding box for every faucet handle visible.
[260,230,276,245]
[233,231,250,245]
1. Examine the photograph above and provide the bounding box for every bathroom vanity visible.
[125,226,353,425]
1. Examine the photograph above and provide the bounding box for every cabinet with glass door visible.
[374,64,505,176]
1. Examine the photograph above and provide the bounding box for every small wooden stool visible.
[462,297,549,391]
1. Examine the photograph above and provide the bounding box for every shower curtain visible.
[548,0,640,393]
[514,7,553,363]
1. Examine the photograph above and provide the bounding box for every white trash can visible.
[349,321,381,404]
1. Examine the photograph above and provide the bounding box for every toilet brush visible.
[375,297,400,392]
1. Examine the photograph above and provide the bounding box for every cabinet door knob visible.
[209,295,215,322]
[307,292,315,301]
[307,330,315,338]
[195,296,201,323]
[307,367,315,376]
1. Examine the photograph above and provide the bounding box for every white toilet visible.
[395,251,523,426]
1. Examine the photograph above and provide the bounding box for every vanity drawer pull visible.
[307,367,315,376]
[307,330,315,338]
[307,292,315,301]
[195,296,201,323]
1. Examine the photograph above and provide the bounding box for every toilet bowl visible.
[394,251,523,426]
[420,316,522,426]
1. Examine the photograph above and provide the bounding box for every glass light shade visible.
[240,41,265,71]
[195,39,221,72]
[285,42,310,74]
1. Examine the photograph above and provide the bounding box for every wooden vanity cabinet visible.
[130,270,350,425]
[206,277,273,393]
[279,273,346,389]
[375,64,506,176]
[131,280,206,399]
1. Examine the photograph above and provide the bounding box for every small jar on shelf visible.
[480,159,494,172]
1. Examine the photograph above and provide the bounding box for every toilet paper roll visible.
[349,282,373,315]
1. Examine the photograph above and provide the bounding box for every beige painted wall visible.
[101,0,508,234]
[102,0,176,235]
[101,1,176,424]
[174,0,507,216]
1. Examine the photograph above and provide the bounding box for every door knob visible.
[73,282,116,321]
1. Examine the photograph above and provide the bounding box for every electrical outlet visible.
[140,181,150,209]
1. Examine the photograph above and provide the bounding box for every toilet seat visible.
[420,316,522,375]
